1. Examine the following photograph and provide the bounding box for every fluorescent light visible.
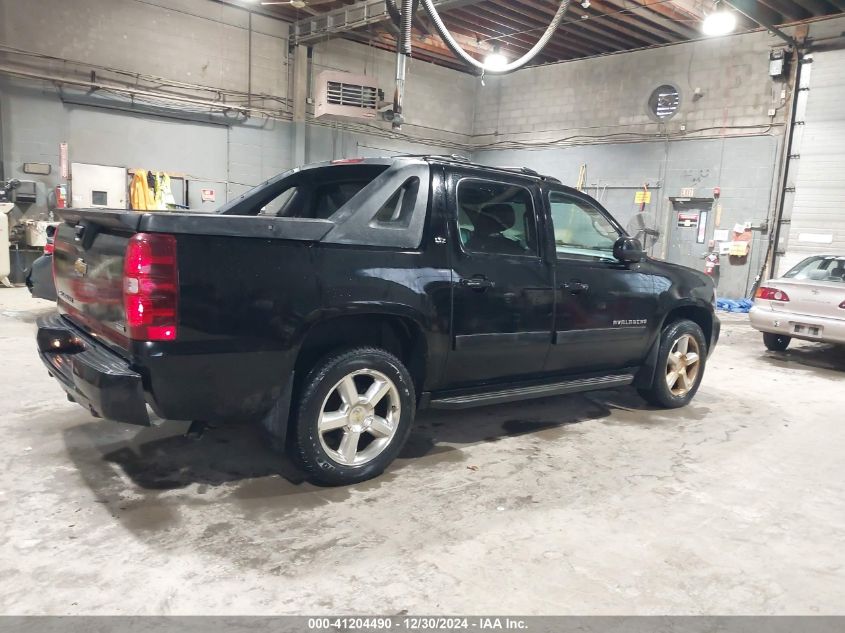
[702,9,736,36]
[484,47,508,71]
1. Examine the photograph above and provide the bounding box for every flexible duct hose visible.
[386,0,414,54]
[421,0,571,74]
[400,0,414,55]
[386,0,402,28]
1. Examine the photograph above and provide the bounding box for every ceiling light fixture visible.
[701,3,737,36]
[483,45,508,71]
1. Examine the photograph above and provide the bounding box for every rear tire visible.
[292,347,415,486]
[763,332,791,351]
[638,319,707,409]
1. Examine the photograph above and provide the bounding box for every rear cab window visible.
[216,159,431,249]
[783,256,845,282]
[243,164,389,219]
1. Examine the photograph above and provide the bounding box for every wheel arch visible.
[294,308,429,396]
[633,301,714,388]
[261,308,428,454]
[661,303,714,345]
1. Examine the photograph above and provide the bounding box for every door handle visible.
[561,281,590,294]
[460,276,495,290]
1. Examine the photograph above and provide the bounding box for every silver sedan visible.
[750,255,845,351]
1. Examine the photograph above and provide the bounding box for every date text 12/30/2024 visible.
[308,617,528,630]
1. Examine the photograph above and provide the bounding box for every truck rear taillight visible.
[123,233,178,341]
[756,287,790,302]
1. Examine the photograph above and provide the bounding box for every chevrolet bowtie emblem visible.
[74,258,88,276]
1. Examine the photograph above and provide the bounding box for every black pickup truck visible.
[38,155,719,485]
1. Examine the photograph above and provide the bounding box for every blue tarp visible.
[716,298,754,313]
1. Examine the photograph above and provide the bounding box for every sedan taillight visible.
[756,287,790,302]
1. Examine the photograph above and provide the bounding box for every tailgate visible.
[53,209,141,352]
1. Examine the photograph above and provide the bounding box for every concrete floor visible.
[1,286,844,615]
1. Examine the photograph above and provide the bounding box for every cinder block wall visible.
[0,0,469,212]
[472,29,786,141]
[467,23,845,298]
[3,0,842,296]
[0,0,289,100]
[311,38,477,146]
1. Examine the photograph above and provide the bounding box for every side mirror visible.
[613,236,646,263]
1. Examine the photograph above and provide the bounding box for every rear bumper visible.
[749,305,845,344]
[36,313,151,425]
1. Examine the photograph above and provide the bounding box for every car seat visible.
[464,204,526,255]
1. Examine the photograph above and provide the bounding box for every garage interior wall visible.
[0,0,472,209]
[470,17,845,299]
[473,29,781,299]
[2,0,844,297]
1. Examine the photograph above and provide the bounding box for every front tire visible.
[638,319,707,409]
[292,347,415,486]
[763,332,791,351]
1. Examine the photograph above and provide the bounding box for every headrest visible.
[472,204,515,236]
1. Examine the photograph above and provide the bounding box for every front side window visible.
[549,192,619,261]
[457,180,538,257]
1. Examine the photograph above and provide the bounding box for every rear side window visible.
[457,180,538,257]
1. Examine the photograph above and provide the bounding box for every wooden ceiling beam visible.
[730,0,788,23]
[448,5,610,56]
[444,9,594,58]
[482,0,646,52]
[506,0,663,49]
[595,0,700,39]
[348,31,472,70]
[755,0,810,21]
[792,0,842,16]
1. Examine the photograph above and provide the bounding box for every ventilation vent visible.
[316,71,379,120]
[648,84,681,121]
[327,81,378,109]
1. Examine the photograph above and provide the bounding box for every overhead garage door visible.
[779,49,845,275]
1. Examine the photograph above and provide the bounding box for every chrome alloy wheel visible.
[317,369,401,467]
[666,333,701,396]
